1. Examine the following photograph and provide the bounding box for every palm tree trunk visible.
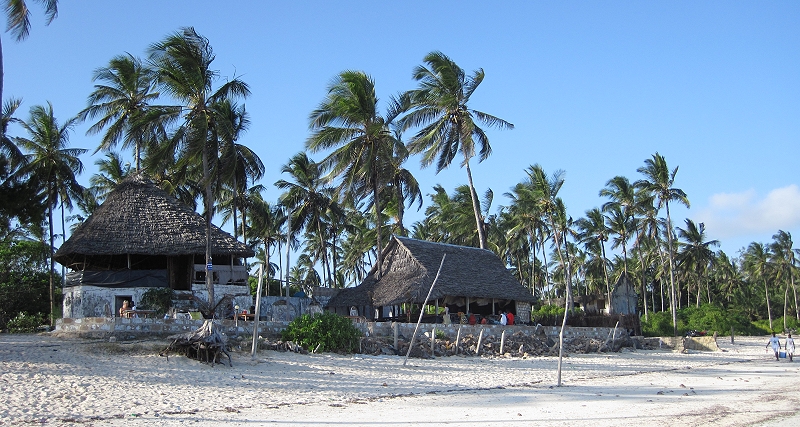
[464,161,486,249]
[791,259,799,321]
[784,285,789,331]
[601,241,611,314]
[47,183,55,325]
[634,228,648,320]
[285,214,291,297]
[202,149,215,313]
[541,234,551,304]
[765,278,773,330]
[374,173,383,279]
[665,201,678,336]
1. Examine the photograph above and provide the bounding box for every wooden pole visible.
[500,329,506,355]
[403,255,446,366]
[476,328,484,355]
[455,325,462,355]
[431,327,436,356]
[394,322,399,350]
[251,264,264,359]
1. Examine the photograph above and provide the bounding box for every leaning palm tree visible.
[148,27,250,309]
[307,70,401,277]
[635,153,689,336]
[401,51,514,249]
[1,0,58,104]
[77,53,161,170]
[15,102,85,324]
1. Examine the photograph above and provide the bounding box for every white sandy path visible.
[0,333,798,426]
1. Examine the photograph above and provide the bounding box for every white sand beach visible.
[1,333,798,426]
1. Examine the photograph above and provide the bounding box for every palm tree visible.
[676,219,719,306]
[215,100,263,243]
[90,151,131,200]
[0,97,21,163]
[385,134,421,236]
[743,242,774,330]
[401,51,514,249]
[276,153,336,288]
[1,0,58,104]
[636,152,689,336]
[307,70,402,278]
[575,207,611,308]
[148,27,250,309]
[77,53,161,171]
[769,230,798,327]
[248,191,284,297]
[15,102,85,324]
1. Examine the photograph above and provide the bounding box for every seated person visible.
[506,311,515,325]
[119,300,131,317]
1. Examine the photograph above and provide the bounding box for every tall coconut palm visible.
[743,242,774,330]
[276,152,336,288]
[676,219,719,306]
[636,152,689,336]
[384,133,421,236]
[215,100,263,243]
[401,51,514,249]
[769,230,798,327]
[248,191,284,297]
[148,27,250,309]
[15,102,85,324]
[307,70,402,278]
[1,0,58,105]
[77,53,161,171]
[575,207,611,308]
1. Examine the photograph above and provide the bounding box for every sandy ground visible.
[1,333,798,427]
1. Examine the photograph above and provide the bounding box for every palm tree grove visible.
[2,24,799,338]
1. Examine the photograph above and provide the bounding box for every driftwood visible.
[161,320,232,366]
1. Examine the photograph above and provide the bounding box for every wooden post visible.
[251,264,264,359]
[394,322,399,350]
[404,255,446,366]
[455,325,462,355]
[431,327,436,356]
[476,328,485,355]
[500,329,506,355]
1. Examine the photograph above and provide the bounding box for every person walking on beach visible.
[767,332,781,361]
[786,333,795,362]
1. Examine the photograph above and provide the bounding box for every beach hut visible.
[54,174,254,318]
[327,236,536,324]
[609,273,638,315]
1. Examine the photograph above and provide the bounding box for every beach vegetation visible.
[281,312,361,353]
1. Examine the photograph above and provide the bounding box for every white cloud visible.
[695,185,800,240]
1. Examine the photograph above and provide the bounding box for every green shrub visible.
[7,312,45,333]
[281,311,362,353]
[139,287,175,316]
[641,311,675,337]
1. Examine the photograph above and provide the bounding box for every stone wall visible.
[354,322,617,340]
[55,317,289,340]
[55,317,616,341]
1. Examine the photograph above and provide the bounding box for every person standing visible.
[786,333,795,362]
[767,332,781,361]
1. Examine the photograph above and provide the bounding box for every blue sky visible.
[5,1,799,257]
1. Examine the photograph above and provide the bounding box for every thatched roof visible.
[328,236,536,308]
[54,174,254,266]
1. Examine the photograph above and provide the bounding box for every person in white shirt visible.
[500,311,508,326]
[767,333,781,361]
[785,333,795,362]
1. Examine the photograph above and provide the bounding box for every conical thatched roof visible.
[54,174,253,266]
[328,236,536,308]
